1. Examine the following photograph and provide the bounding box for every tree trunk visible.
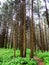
[30,0,35,58]
[23,0,26,57]
[20,0,26,57]
[13,23,17,57]
[44,0,49,26]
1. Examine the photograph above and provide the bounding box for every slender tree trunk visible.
[3,21,7,48]
[13,28,16,57]
[36,25,42,50]
[30,0,35,58]
[13,23,17,57]
[39,22,45,51]
[44,0,49,26]
[44,22,48,51]
[23,0,26,57]
[20,0,26,57]
[37,0,45,51]
[20,4,24,56]
[20,23,23,57]
[37,0,43,50]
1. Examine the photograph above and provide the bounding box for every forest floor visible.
[34,56,44,65]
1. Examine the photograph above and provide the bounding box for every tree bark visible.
[30,0,35,58]
[44,0,49,26]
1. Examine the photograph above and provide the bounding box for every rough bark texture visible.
[20,0,26,57]
[23,1,26,57]
[30,0,35,58]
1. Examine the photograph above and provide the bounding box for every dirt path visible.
[34,56,44,65]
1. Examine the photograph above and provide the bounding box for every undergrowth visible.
[0,48,37,65]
